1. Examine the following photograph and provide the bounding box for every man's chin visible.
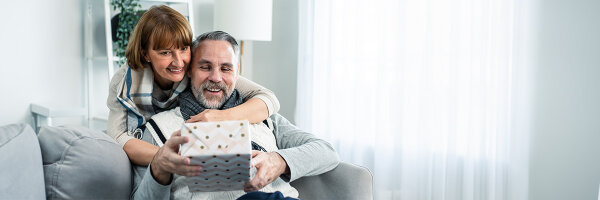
[202,95,224,108]
[203,101,221,109]
[203,91,223,99]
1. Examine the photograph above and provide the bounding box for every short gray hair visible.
[191,31,240,57]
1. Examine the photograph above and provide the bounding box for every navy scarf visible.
[178,87,242,121]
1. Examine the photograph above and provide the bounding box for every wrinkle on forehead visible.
[195,40,238,64]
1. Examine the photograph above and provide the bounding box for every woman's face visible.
[143,43,191,89]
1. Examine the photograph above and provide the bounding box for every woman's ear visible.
[141,49,150,63]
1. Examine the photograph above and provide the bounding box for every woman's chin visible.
[167,74,185,82]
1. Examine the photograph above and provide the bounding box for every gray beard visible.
[191,81,233,109]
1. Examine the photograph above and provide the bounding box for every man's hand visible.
[244,151,289,192]
[186,109,232,123]
[150,130,203,185]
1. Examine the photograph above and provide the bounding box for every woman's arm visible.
[187,76,280,124]
[235,76,280,118]
[107,67,157,166]
[107,93,157,166]
[186,98,271,123]
[123,139,159,165]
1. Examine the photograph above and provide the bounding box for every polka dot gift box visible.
[180,120,252,192]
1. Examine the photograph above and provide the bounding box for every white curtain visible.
[296,0,531,199]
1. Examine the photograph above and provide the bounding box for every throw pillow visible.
[37,125,131,199]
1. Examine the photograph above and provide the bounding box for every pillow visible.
[0,123,45,199]
[37,125,131,200]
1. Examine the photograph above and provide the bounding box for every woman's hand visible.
[186,109,232,123]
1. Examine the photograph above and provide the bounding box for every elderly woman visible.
[106,5,279,166]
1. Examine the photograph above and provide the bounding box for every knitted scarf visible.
[178,87,242,120]
[115,66,188,135]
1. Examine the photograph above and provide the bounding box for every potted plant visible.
[111,0,141,66]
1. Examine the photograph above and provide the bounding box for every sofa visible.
[0,123,373,200]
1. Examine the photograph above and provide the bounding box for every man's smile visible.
[204,88,223,95]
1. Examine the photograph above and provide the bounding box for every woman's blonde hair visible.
[125,5,193,70]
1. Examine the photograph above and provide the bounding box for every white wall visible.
[252,0,299,122]
[191,0,214,35]
[529,0,600,199]
[0,1,84,127]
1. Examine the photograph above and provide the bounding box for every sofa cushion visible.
[0,123,46,199]
[290,162,373,200]
[37,125,131,200]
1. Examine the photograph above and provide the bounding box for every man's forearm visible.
[271,113,340,181]
[131,165,171,200]
[150,161,172,185]
[274,152,291,175]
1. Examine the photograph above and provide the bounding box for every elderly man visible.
[131,31,339,199]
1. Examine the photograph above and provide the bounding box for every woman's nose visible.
[171,51,184,67]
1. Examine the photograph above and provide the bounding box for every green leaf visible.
[110,0,140,64]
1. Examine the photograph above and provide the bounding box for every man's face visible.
[189,40,238,108]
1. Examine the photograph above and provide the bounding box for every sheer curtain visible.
[296,0,530,199]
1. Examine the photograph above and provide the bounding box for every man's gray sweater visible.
[131,111,340,199]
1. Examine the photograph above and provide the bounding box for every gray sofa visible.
[0,123,373,200]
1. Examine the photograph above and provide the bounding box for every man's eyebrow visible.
[221,63,233,68]
[196,59,212,65]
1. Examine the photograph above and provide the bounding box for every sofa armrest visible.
[290,161,373,200]
[0,124,45,199]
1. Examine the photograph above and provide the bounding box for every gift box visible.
[180,120,252,192]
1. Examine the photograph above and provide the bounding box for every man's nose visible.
[208,70,223,83]
[171,51,184,67]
